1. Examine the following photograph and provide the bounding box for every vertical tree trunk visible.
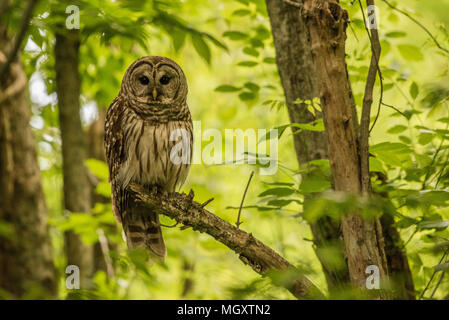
[86,108,115,277]
[0,29,57,298]
[265,0,349,294]
[54,29,93,289]
[266,0,415,299]
[303,0,388,297]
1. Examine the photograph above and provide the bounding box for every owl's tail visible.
[122,205,166,259]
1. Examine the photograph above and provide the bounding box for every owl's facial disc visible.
[153,64,180,104]
[131,63,155,101]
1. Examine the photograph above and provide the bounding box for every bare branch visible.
[236,171,254,228]
[127,183,325,300]
[358,0,382,193]
[96,228,115,278]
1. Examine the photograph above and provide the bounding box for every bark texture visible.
[303,0,388,295]
[265,0,349,294]
[127,183,326,300]
[54,30,93,288]
[0,29,57,297]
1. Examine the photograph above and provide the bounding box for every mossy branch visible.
[127,183,325,300]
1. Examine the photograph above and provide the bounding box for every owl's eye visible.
[159,75,170,85]
[138,76,149,85]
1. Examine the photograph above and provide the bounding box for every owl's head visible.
[120,56,188,106]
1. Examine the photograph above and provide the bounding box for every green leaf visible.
[398,44,424,61]
[232,9,251,16]
[410,82,419,100]
[417,132,434,145]
[223,31,248,41]
[255,25,270,40]
[399,135,412,144]
[237,61,258,67]
[267,199,301,207]
[250,38,264,48]
[437,117,449,124]
[85,159,109,181]
[243,46,259,57]
[259,187,295,197]
[172,30,186,52]
[244,82,260,92]
[215,85,241,92]
[238,91,256,101]
[300,174,331,194]
[385,31,406,38]
[369,157,384,172]
[263,57,276,64]
[370,142,411,166]
[387,125,408,134]
[191,34,211,63]
[96,181,112,198]
[258,120,324,143]
[395,217,417,229]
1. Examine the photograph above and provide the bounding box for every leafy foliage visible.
[6,0,449,299]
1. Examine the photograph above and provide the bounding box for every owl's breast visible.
[118,114,192,192]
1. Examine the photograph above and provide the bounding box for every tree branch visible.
[127,183,325,300]
[359,0,381,194]
[380,0,449,55]
[0,0,39,81]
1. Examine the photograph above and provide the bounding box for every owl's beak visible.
[152,87,158,100]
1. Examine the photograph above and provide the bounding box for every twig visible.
[419,250,448,300]
[381,102,407,118]
[358,0,382,193]
[380,0,449,55]
[96,228,115,278]
[201,197,214,208]
[0,0,39,81]
[429,271,445,299]
[127,183,325,300]
[236,171,254,228]
[356,1,385,133]
[159,221,179,228]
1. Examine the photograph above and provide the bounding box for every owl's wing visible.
[105,96,127,223]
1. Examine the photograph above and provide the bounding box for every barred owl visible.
[105,56,193,259]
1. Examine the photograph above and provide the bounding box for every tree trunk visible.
[265,0,349,294]
[303,0,389,297]
[266,0,415,299]
[0,28,57,298]
[54,29,93,289]
[86,108,115,277]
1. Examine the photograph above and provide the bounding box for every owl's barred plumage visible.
[105,56,193,258]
